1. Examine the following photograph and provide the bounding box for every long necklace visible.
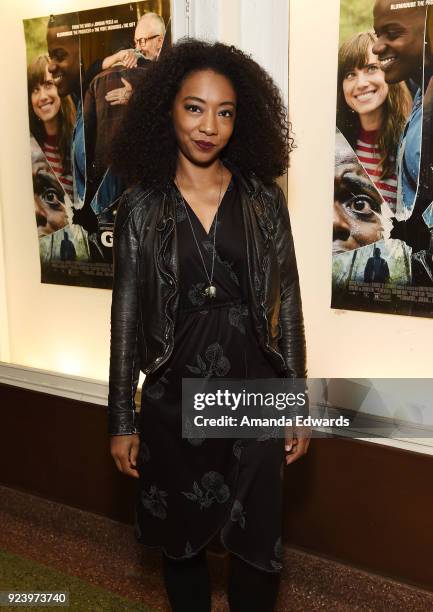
[175,163,224,299]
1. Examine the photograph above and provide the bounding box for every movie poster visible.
[332,0,433,317]
[24,2,171,288]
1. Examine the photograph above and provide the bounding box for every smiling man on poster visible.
[372,1,427,222]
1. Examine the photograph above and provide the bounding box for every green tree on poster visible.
[23,17,49,63]
[339,0,375,44]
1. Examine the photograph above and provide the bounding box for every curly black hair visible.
[109,38,293,188]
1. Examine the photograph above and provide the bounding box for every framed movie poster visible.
[24,2,171,288]
[332,0,433,317]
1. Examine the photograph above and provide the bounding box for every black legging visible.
[161,548,281,611]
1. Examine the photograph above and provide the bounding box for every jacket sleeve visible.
[272,186,307,379]
[107,190,141,436]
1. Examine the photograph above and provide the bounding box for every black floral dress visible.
[134,177,286,573]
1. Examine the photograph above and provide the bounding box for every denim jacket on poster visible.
[395,87,422,220]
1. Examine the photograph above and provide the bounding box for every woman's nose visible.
[354,71,369,90]
[199,111,217,135]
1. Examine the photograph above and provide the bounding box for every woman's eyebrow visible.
[183,96,205,103]
[341,172,382,203]
[183,95,236,106]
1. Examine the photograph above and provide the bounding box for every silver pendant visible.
[204,285,217,298]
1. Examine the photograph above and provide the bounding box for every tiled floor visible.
[0,485,432,611]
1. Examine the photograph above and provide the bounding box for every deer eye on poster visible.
[333,0,433,317]
[23,2,172,288]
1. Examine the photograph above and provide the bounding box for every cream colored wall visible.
[0,0,431,383]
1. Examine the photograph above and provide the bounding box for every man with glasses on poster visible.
[134,12,166,61]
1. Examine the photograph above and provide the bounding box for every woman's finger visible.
[285,437,308,465]
[129,441,140,468]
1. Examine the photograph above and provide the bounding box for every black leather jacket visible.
[108,164,306,435]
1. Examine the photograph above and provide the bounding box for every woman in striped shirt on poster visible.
[337,31,412,214]
[27,55,76,201]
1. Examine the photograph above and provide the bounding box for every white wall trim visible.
[310,400,433,456]
[0,362,108,406]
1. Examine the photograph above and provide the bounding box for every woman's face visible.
[31,66,61,124]
[172,69,237,166]
[342,46,389,117]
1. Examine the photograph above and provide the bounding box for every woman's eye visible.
[42,188,62,208]
[367,64,379,73]
[185,104,201,113]
[219,109,233,118]
[346,196,380,217]
[344,72,356,81]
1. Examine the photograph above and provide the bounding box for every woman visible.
[337,31,411,213]
[108,40,308,611]
[28,55,76,201]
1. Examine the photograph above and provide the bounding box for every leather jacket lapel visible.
[156,190,178,291]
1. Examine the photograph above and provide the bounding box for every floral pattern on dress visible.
[228,303,249,334]
[183,417,206,446]
[181,471,230,509]
[143,371,171,400]
[230,499,246,529]
[185,342,230,377]
[141,485,168,520]
[188,282,207,306]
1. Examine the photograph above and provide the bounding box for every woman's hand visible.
[284,425,311,465]
[110,434,140,478]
